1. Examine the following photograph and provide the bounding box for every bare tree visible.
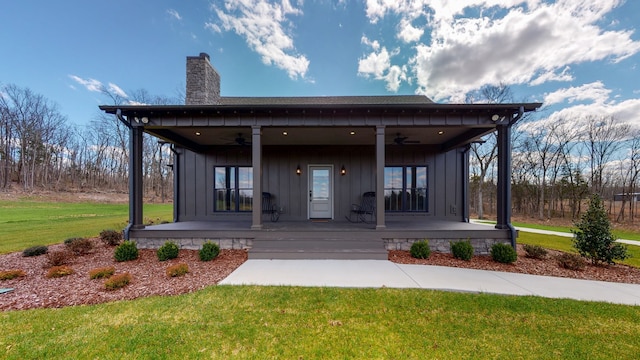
[584,115,630,196]
[467,83,513,219]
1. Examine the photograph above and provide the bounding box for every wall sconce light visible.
[340,165,346,176]
[296,165,302,176]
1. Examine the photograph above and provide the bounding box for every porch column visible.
[125,125,144,239]
[251,126,263,230]
[375,126,386,230]
[495,122,517,246]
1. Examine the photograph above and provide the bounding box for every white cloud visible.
[167,9,182,21]
[543,82,612,106]
[358,39,408,92]
[69,75,104,93]
[208,0,309,79]
[397,18,423,43]
[361,35,381,51]
[539,97,640,135]
[108,83,128,99]
[69,75,128,99]
[358,47,391,78]
[362,0,640,101]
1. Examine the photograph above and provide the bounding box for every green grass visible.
[517,232,640,268]
[1,286,639,359]
[0,200,172,254]
[512,221,640,241]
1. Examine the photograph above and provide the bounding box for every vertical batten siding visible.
[176,144,465,222]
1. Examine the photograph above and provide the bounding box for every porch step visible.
[249,238,388,260]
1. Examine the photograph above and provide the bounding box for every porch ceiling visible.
[149,126,487,146]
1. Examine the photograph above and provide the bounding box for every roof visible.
[100,95,541,116]
[217,95,434,106]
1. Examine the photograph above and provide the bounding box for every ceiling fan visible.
[393,133,420,145]
[229,133,251,146]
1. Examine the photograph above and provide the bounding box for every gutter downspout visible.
[505,106,525,249]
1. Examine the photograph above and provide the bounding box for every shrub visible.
[65,238,94,256]
[114,241,139,262]
[89,266,115,280]
[572,194,629,265]
[199,242,220,261]
[451,240,474,261]
[46,265,74,278]
[22,245,48,257]
[166,263,189,277]
[523,244,548,260]
[100,229,123,246]
[104,272,131,290]
[556,253,586,271]
[157,241,180,261]
[491,243,517,264]
[410,240,431,259]
[0,269,26,281]
[64,237,83,245]
[46,250,71,267]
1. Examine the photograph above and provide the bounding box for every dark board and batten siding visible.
[176,145,465,222]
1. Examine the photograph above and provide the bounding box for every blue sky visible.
[1,0,640,130]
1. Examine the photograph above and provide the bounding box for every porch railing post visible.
[375,126,386,230]
[251,125,263,230]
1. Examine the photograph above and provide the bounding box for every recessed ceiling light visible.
[438,131,444,135]
[350,131,356,135]
[195,132,201,136]
[283,131,288,136]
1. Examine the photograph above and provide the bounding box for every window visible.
[384,166,427,212]
[214,167,253,212]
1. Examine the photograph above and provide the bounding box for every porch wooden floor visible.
[132,219,507,260]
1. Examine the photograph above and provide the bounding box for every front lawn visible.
[0,200,172,254]
[1,286,639,359]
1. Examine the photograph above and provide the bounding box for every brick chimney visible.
[186,53,220,105]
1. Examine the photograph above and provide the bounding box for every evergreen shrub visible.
[490,243,517,264]
[410,240,431,259]
[157,241,179,261]
[114,241,139,262]
[451,240,474,261]
[572,194,629,265]
[22,245,48,257]
[199,242,220,261]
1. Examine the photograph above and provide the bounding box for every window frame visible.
[214,166,253,212]
[384,165,428,212]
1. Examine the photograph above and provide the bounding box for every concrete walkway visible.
[469,219,640,246]
[219,259,640,306]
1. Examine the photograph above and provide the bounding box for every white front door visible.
[308,165,333,219]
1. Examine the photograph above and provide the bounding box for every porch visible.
[130,219,512,260]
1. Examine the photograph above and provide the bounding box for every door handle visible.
[309,190,312,202]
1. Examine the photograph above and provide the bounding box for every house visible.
[99,53,541,259]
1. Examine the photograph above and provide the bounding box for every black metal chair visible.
[346,191,376,223]
[262,192,280,222]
